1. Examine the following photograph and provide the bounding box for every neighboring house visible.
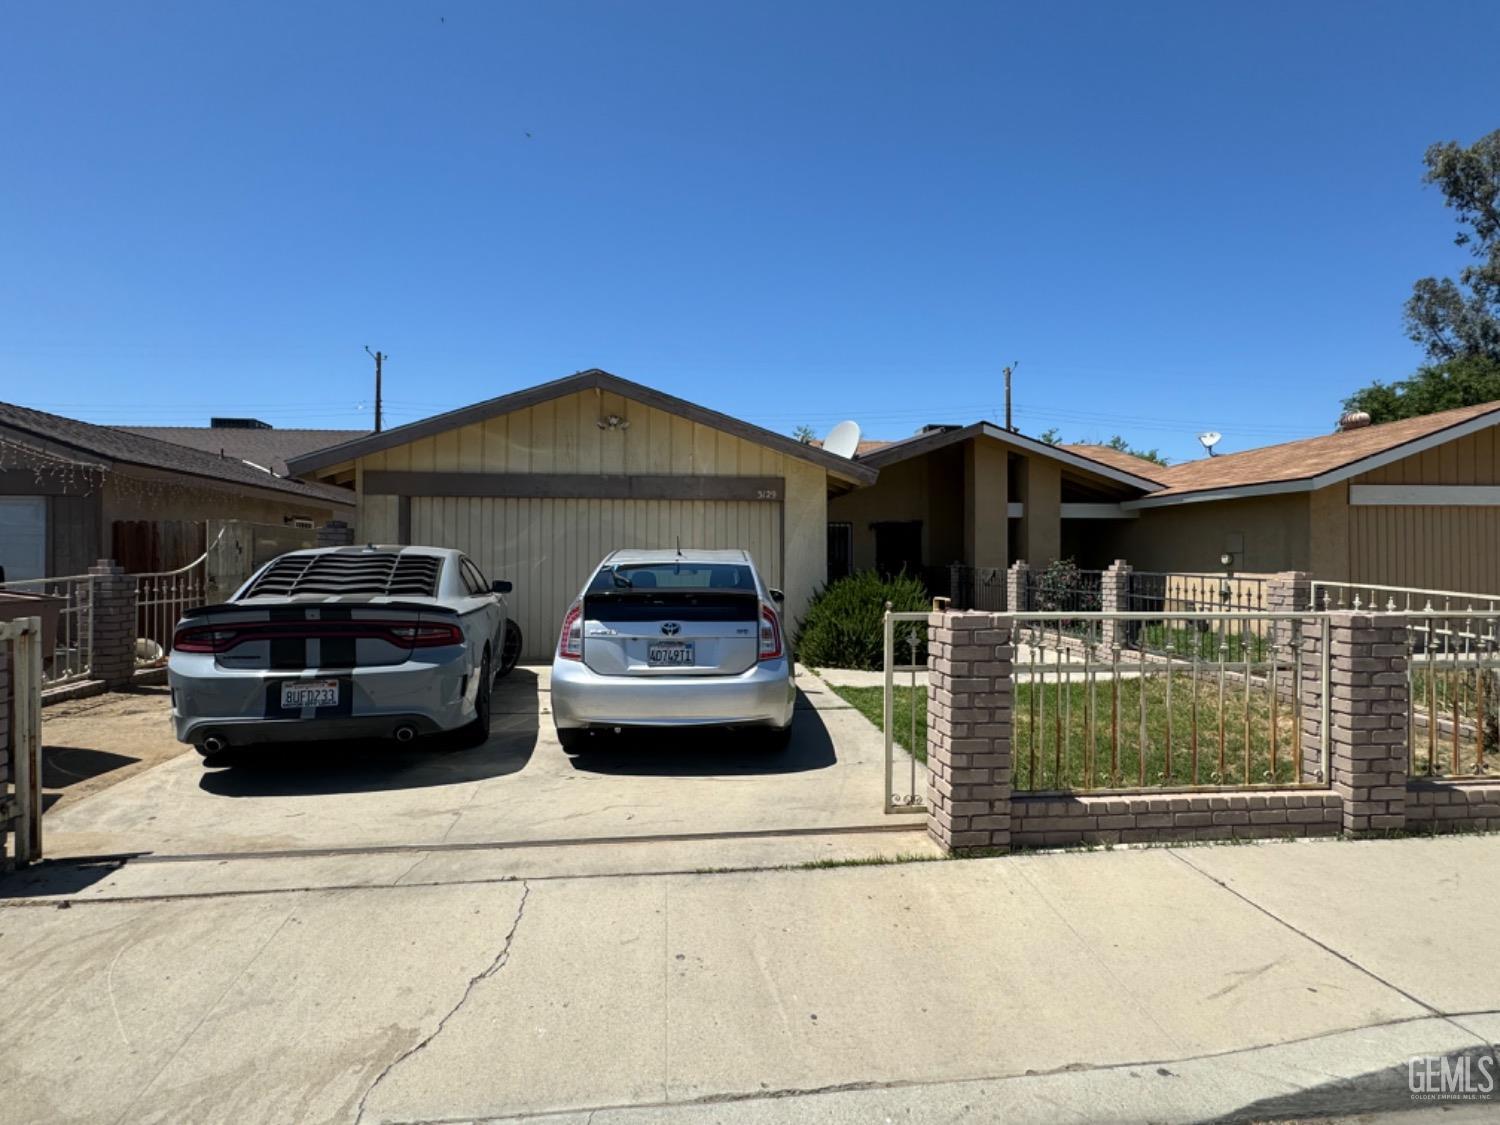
[121,418,368,477]
[825,422,1164,583]
[1109,401,1500,592]
[287,369,876,659]
[0,402,355,581]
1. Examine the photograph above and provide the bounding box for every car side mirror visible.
[769,587,784,603]
[492,579,513,594]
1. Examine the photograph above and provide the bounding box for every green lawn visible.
[830,673,1304,790]
[830,684,927,762]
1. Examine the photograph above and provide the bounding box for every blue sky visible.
[3,1,1497,463]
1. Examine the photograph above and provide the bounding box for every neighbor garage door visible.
[411,497,783,660]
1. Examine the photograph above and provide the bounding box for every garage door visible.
[0,497,46,582]
[410,497,783,660]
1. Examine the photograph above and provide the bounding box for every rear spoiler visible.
[179,600,460,619]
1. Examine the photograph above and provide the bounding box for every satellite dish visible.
[1198,431,1222,457]
[823,420,862,459]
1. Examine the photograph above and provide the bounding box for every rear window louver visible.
[243,552,442,598]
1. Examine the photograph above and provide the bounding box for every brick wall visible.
[925,612,1013,852]
[1325,614,1408,836]
[924,608,1492,853]
[1013,790,1342,848]
[1405,781,1500,832]
[87,560,137,688]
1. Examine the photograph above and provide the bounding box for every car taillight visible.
[559,603,583,660]
[759,604,782,661]
[389,622,464,648]
[172,626,237,653]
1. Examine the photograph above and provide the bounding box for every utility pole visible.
[1003,361,1019,431]
[365,346,386,433]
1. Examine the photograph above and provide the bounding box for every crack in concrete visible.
[354,880,531,1125]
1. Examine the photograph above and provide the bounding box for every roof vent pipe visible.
[1338,410,1372,432]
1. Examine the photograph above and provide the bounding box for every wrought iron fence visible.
[1127,571,1267,614]
[0,573,94,685]
[1400,608,1500,780]
[1009,612,1320,794]
[883,610,930,813]
[936,564,1006,611]
[134,556,210,668]
[1310,580,1500,614]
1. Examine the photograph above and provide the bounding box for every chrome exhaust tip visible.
[202,735,226,754]
[393,725,417,743]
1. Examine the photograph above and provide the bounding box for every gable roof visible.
[286,368,877,485]
[0,401,355,506]
[1128,400,1500,506]
[856,422,1164,491]
[121,426,367,476]
[1061,444,1172,483]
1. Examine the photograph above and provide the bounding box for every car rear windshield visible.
[587,563,756,593]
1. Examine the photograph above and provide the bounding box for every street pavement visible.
[2,835,1497,1124]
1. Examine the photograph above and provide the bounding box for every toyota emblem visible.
[660,622,681,636]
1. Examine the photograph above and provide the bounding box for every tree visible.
[1344,355,1500,424]
[1102,434,1169,467]
[792,424,816,443]
[1345,129,1500,421]
[1037,426,1061,445]
[1404,130,1500,362]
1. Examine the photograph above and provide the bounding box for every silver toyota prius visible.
[550,549,796,749]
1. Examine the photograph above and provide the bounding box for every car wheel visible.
[460,654,493,747]
[556,727,588,753]
[497,620,523,678]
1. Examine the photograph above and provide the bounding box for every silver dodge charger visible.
[550,549,796,749]
[168,545,517,760]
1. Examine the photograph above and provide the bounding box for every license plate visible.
[647,642,695,667]
[281,679,339,709]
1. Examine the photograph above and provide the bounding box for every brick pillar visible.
[87,560,137,688]
[1005,561,1029,613]
[1325,613,1409,836]
[1099,559,1132,649]
[1268,570,1310,700]
[317,520,354,548]
[926,612,1013,853]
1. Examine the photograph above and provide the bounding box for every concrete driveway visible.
[28,666,926,872]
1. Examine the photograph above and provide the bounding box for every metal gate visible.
[883,610,930,813]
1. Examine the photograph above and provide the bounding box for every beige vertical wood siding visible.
[411,497,783,659]
[342,388,829,660]
[1347,428,1500,594]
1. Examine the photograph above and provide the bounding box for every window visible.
[872,520,922,579]
[827,522,853,582]
[460,558,490,595]
[587,562,756,592]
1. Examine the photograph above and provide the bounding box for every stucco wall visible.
[827,446,964,573]
[1104,492,1312,573]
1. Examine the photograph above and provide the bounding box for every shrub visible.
[793,570,930,670]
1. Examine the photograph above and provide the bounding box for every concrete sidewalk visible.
[2,834,1497,1124]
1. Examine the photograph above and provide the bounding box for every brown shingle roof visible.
[1142,401,1500,499]
[0,401,355,506]
[1061,444,1172,483]
[121,426,367,477]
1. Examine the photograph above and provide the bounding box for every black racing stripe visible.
[270,637,306,670]
[320,636,357,668]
